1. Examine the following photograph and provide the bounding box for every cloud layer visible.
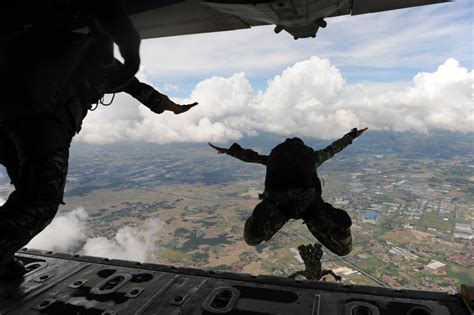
[82,219,164,262]
[77,57,473,144]
[27,208,89,252]
[27,208,164,262]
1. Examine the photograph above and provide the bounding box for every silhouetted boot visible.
[0,257,26,278]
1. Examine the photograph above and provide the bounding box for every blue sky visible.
[138,0,472,97]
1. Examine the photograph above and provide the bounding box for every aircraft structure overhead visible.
[125,0,450,40]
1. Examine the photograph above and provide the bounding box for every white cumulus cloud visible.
[81,219,164,262]
[27,207,89,252]
[25,207,165,263]
[77,57,473,144]
[342,58,474,134]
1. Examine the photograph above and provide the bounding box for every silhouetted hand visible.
[347,127,368,139]
[208,143,228,154]
[164,98,198,115]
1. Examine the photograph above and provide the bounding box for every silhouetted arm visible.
[314,128,367,167]
[209,143,268,165]
[83,0,141,91]
[122,77,197,115]
[321,269,342,282]
[314,134,353,168]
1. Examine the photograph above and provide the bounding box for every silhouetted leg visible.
[0,126,19,186]
[0,118,72,273]
[243,199,289,246]
[305,201,352,256]
[0,125,24,275]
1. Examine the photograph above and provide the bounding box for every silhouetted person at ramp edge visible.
[0,0,197,277]
[209,128,367,257]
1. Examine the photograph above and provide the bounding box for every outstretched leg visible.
[0,118,72,276]
[0,126,25,276]
[305,201,352,256]
[243,198,289,245]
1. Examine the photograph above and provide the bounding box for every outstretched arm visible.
[121,77,198,115]
[320,269,342,282]
[314,128,368,167]
[209,143,268,165]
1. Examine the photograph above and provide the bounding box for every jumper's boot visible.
[0,256,26,278]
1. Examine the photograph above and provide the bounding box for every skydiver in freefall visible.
[0,0,197,277]
[288,243,342,281]
[209,128,367,258]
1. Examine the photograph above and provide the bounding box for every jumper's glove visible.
[166,99,198,115]
[208,143,230,154]
[146,92,198,115]
[208,143,244,155]
[346,127,368,139]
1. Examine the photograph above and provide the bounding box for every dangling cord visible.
[89,101,99,111]
[100,93,115,106]
[89,93,115,111]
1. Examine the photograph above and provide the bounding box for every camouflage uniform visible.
[0,29,165,274]
[0,118,72,268]
[288,243,341,281]
[0,29,93,273]
[226,134,355,256]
